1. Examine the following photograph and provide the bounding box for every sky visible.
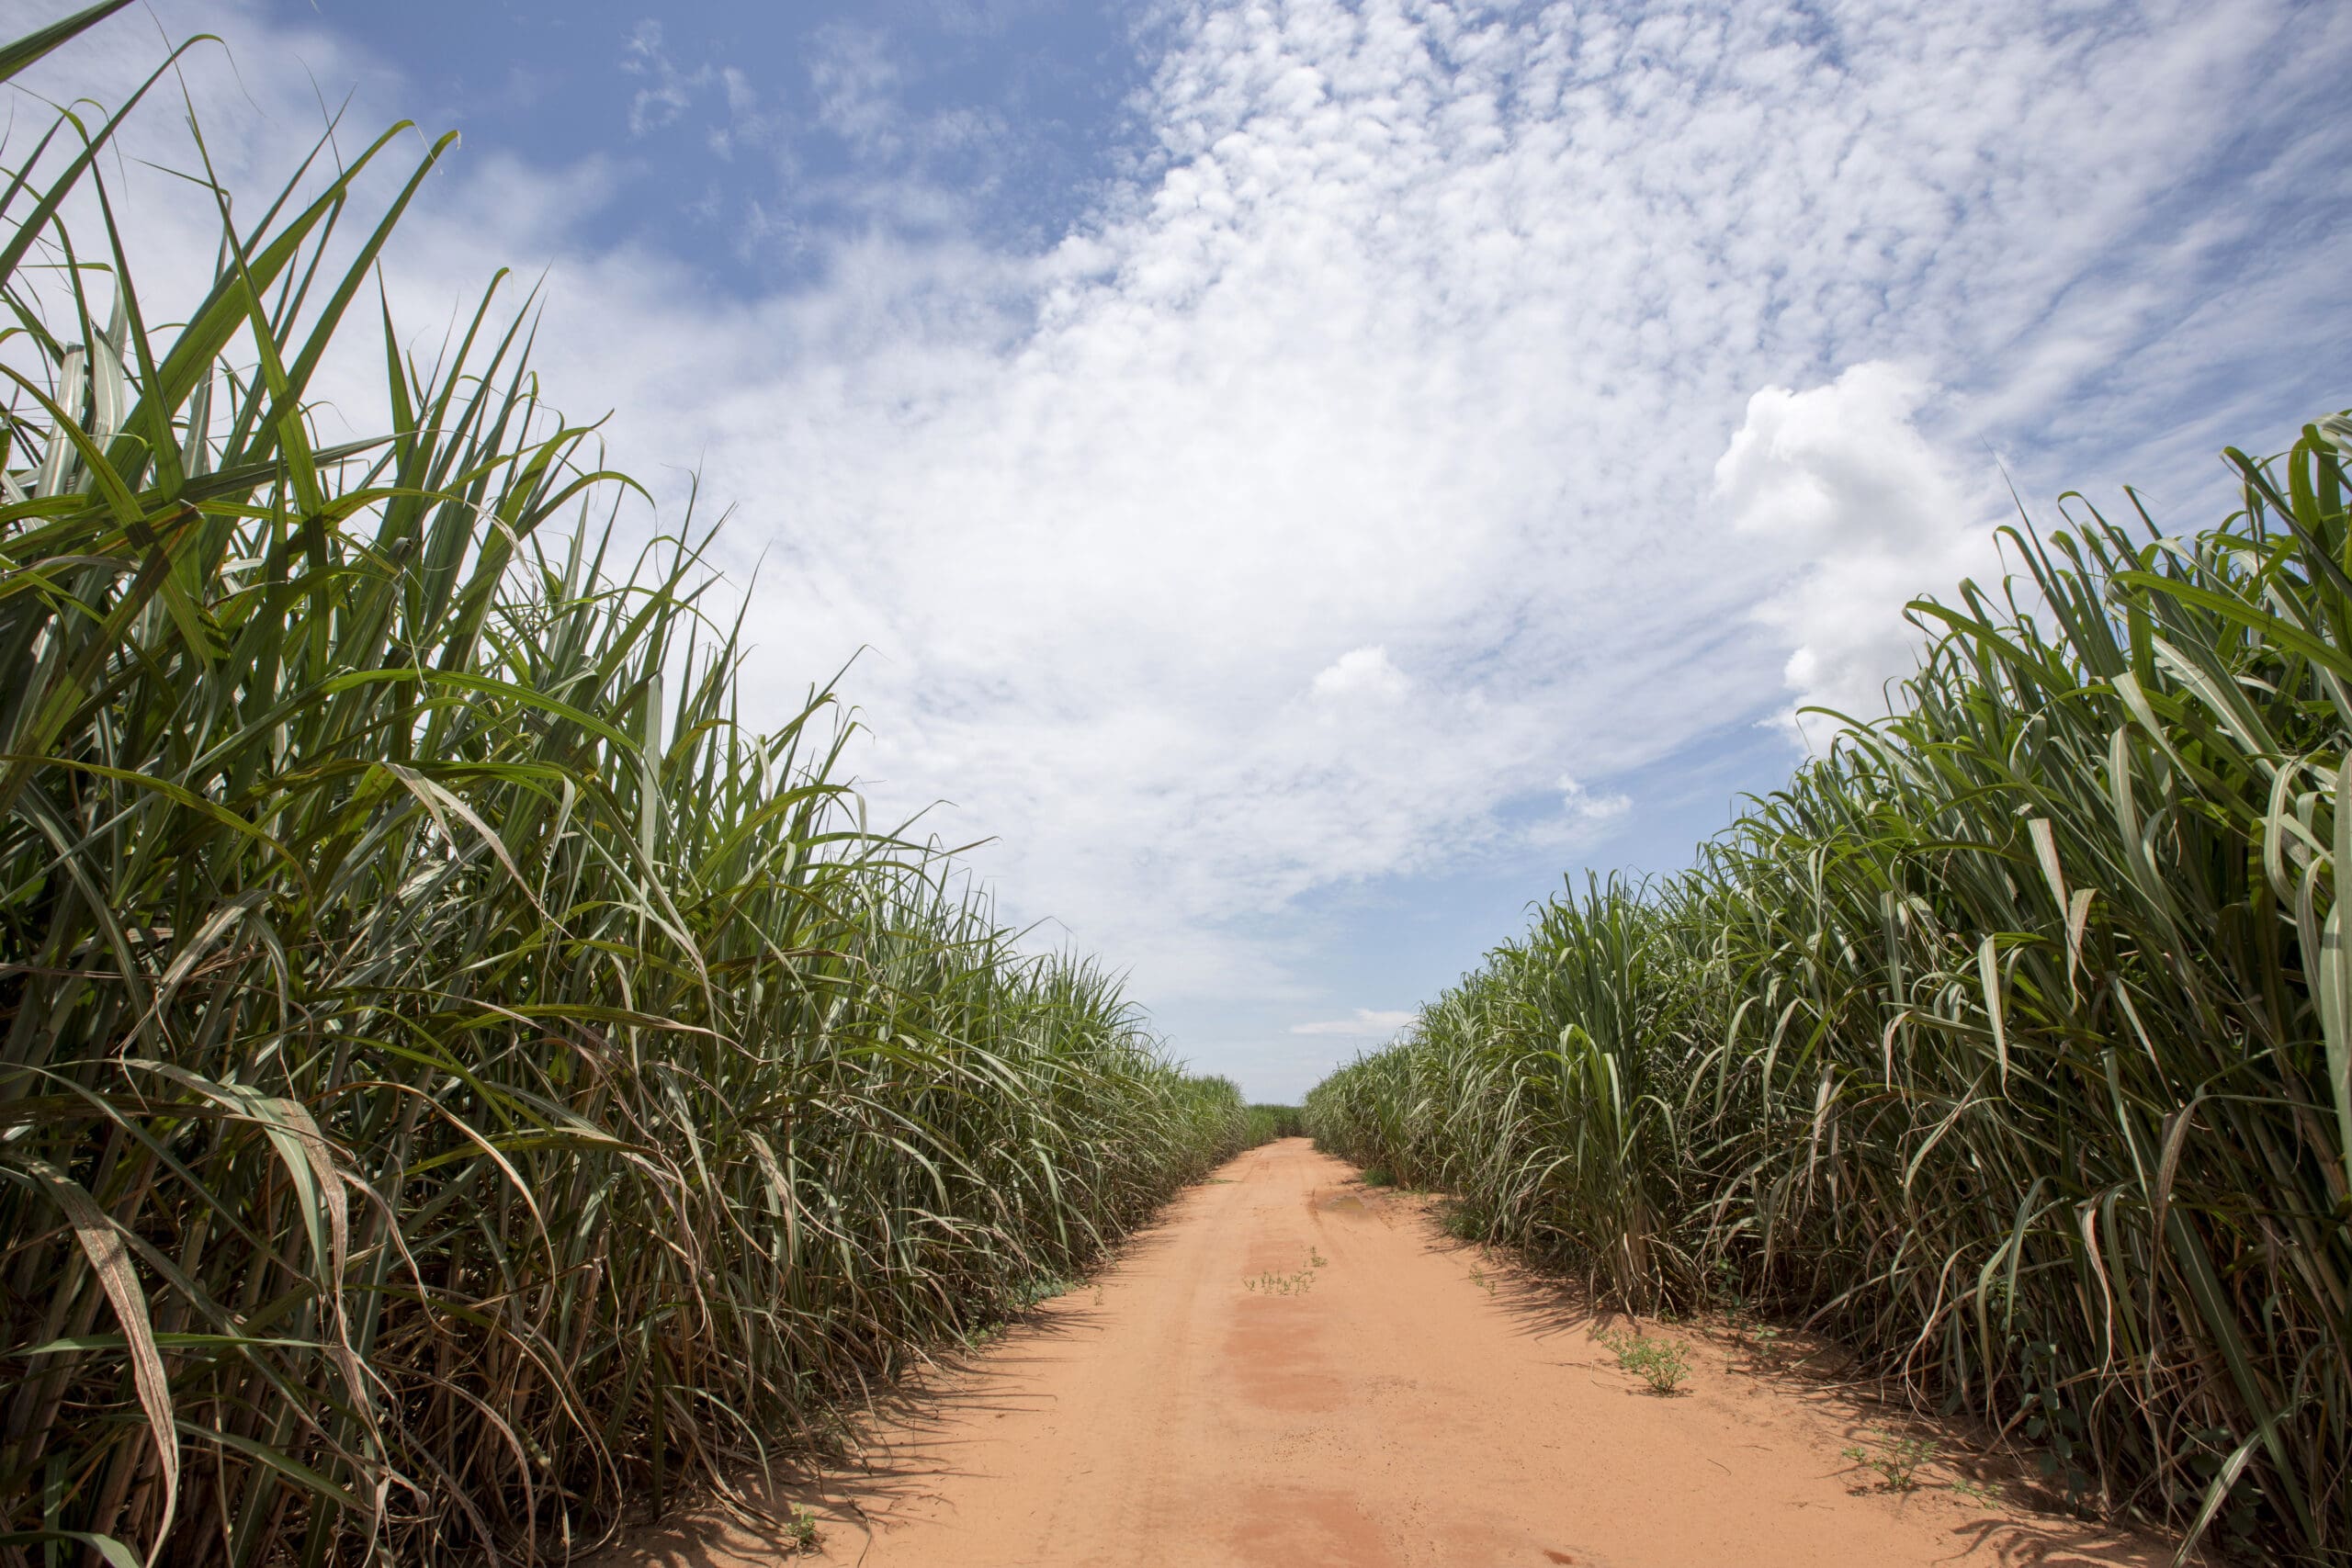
[11,0,2350,1099]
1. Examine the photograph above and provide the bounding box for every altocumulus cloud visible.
[14,0,2348,1085]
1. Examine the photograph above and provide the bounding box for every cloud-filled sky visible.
[13,0,2349,1098]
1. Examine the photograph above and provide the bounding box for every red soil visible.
[597,1138,2186,1568]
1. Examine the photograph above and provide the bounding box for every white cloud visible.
[1558,776,1632,826]
[1713,361,2003,741]
[1520,773,1634,853]
[1289,1010,1417,1038]
[808,27,902,152]
[1310,646,1410,703]
[13,0,2348,1088]
[622,20,706,137]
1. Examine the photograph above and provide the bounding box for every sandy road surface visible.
[605,1139,2180,1568]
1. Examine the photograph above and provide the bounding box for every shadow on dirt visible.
[582,1218,1189,1568]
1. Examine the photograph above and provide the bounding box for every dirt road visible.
[609,1138,2179,1568]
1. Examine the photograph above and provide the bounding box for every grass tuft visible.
[1842,1433,1939,1493]
[1597,1328,1690,1394]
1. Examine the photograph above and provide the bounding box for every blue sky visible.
[17,0,2352,1098]
[280,1,1159,295]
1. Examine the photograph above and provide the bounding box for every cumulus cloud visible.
[1289,1010,1418,1038]
[1714,362,2003,740]
[13,0,2348,1089]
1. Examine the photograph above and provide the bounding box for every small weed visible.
[1948,1476,2004,1506]
[1362,1166,1393,1188]
[1242,1269,1317,1296]
[1704,1255,1747,1313]
[1598,1328,1690,1394]
[782,1506,821,1555]
[1014,1273,1075,1310]
[1467,1265,1497,1296]
[1242,1249,1328,1297]
[1842,1431,1939,1492]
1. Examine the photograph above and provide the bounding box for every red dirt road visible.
[606,1139,2181,1568]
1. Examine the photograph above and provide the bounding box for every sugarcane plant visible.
[0,8,1270,1568]
[1308,419,2352,1564]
